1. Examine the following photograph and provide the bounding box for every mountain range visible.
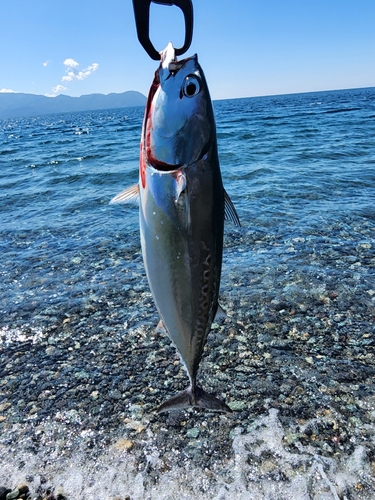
[0,91,147,119]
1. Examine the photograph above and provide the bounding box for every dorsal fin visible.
[224,190,241,226]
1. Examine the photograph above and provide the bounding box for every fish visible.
[111,43,240,413]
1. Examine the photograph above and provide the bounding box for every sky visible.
[1,0,374,100]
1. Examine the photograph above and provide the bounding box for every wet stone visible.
[5,489,19,500]
[186,427,200,438]
[0,488,11,500]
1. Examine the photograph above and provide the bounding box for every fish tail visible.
[157,385,232,414]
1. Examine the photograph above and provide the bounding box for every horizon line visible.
[1,84,374,102]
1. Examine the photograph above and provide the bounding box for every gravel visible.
[1,217,374,499]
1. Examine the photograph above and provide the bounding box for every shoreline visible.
[1,243,375,498]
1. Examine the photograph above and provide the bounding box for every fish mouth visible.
[147,135,212,172]
[148,158,183,172]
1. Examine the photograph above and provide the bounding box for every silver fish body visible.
[140,150,223,389]
[112,44,239,412]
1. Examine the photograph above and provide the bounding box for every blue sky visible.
[1,0,374,100]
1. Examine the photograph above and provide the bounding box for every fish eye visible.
[182,75,201,98]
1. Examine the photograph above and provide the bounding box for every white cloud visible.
[87,62,99,72]
[63,58,79,69]
[52,84,67,94]
[0,88,18,93]
[61,59,99,82]
[42,60,50,67]
[62,72,77,82]
[48,58,99,96]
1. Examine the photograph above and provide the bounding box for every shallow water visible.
[1,88,375,499]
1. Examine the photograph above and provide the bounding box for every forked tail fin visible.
[157,385,232,414]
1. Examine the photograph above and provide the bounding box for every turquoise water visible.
[1,88,375,499]
[1,88,374,326]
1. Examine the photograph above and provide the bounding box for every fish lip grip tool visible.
[132,0,193,60]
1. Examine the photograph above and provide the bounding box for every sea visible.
[0,87,375,499]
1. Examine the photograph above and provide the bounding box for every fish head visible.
[144,43,215,170]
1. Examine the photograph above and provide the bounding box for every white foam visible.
[0,325,46,346]
[0,409,374,499]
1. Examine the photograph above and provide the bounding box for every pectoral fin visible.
[172,170,187,203]
[110,184,140,204]
[224,190,241,226]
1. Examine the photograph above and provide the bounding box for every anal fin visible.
[214,303,227,321]
[155,319,167,334]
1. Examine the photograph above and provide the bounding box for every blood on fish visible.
[140,143,146,189]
